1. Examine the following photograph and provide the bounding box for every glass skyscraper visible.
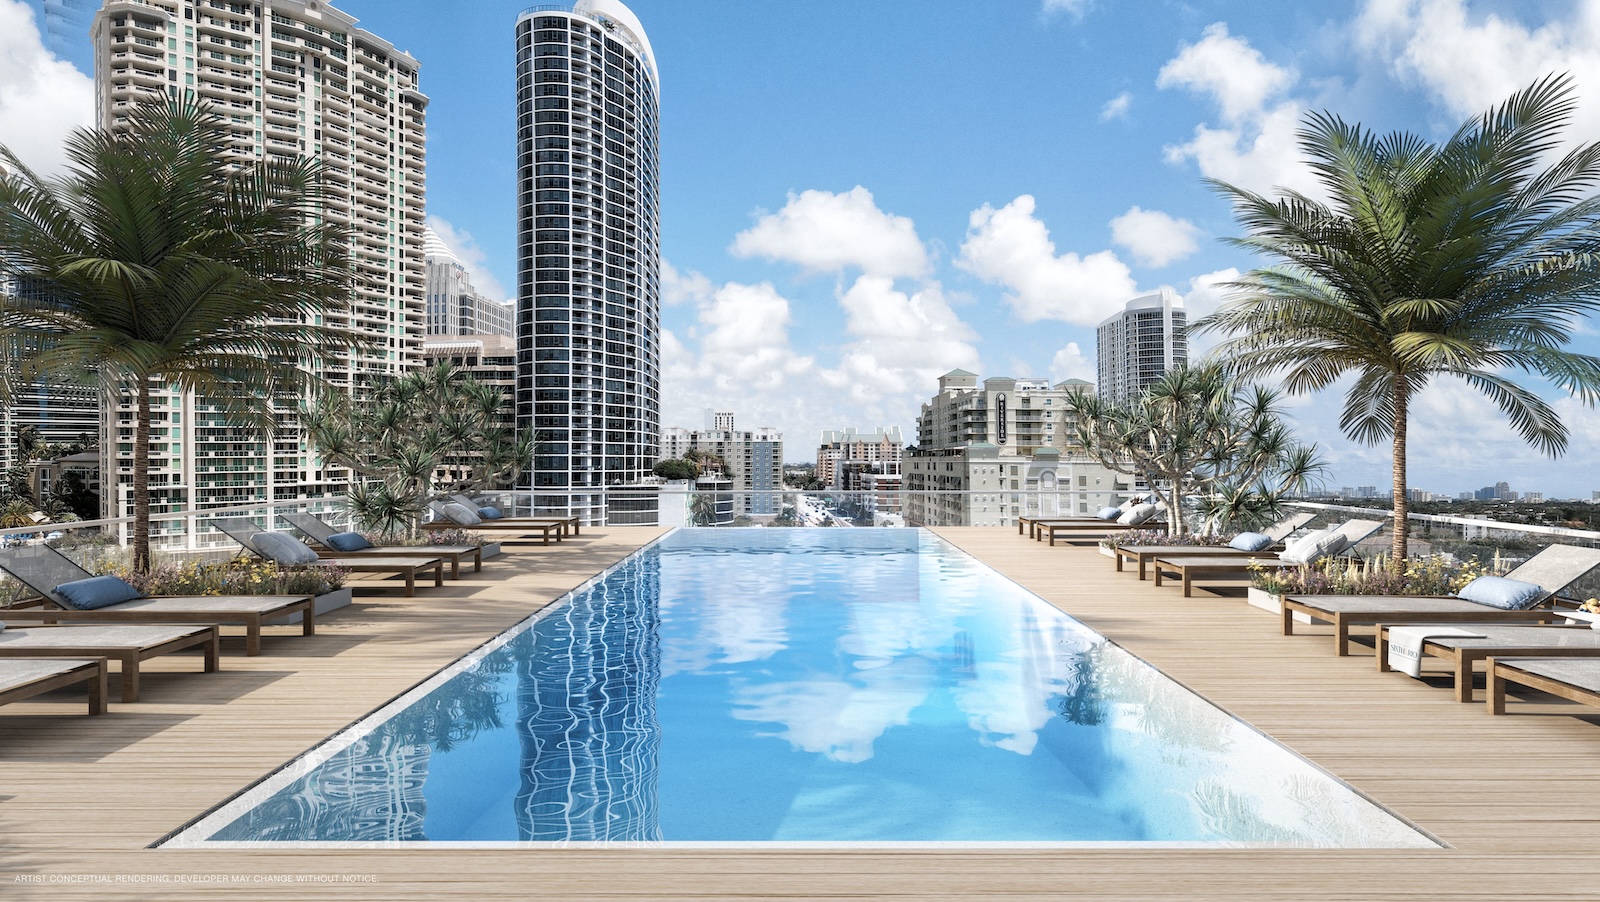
[514,0,661,520]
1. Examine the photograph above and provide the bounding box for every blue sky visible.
[8,0,1600,498]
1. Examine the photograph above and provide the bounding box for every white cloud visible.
[0,0,93,178]
[1355,0,1600,148]
[1157,23,1296,124]
[957,194,1138,325]
[821,275,981,403]
[1042,0,1091,19]
[1179,266,1241,359]
[1157,23,1321,198]
[730,186,930,279]
[1100,91,1133,121]
[1050,342,1095,383]
[424,215,510,302]
[661,259,713,307]
[1109,205,1201,268]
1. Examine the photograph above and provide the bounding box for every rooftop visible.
[3,527,1598,898]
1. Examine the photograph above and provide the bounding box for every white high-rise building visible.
[424,228,514,337]
[1096,289,1187,404]
[515,1,661,521]
[659,420,783,518]
[91,0,427,516]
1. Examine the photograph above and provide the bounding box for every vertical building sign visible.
[996,394,1007,444]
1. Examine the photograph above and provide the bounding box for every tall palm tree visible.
[0,97,358,570]
[1197,74,1600,563]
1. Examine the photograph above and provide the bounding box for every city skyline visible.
[8,0,1600,495]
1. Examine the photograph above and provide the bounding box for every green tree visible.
[0,97,356,570]
[652,458,699,480]
[1198,75,1600,562]
[303,363,531,536]
[1066,365,1324,535]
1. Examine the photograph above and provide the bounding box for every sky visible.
[7,0,1600,498]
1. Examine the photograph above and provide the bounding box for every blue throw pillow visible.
[477,506,503,520]
[1228,531,1274,552]
[1456,575,1545,610]
[54,575,143,610]
[325,531,372,552]
[1096,506,1123,520]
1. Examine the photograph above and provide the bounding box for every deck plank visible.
[2,526,1598,899]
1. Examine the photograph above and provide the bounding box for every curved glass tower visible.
[515,0,661,521]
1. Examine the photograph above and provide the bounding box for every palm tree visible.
[0,97,357,570]
[1197,74,1600,563]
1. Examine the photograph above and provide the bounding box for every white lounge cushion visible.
[1279,528,1348,565]
[1455,575,1545,610]
[251,531,320,565]
[440,502,482,526]
[1119,503,1158,526]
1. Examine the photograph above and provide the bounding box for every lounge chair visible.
[1018,495,1153,537]
[1373,622,1600,702]
[423,501,564,545]
[1035,503,1170,546]
[211,518,445,597]
[1487,656,1600,715]
[0,657,108,715]
[0,545,313,656]
[1112,512,1317,579]
[0,624,219,702]
[1150,520,1386,597]
[278,511,483,579]
[447,496,581,537]
[1283,544,1600,655]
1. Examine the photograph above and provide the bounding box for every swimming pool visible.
[165,529,1436,847]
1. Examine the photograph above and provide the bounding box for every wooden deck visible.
[3,526,1599,900]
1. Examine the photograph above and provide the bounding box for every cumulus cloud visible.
[0,0,93,178]
[821,275,982,403]
[730,186,930,279]
[957,195,1138,325]
[424,215,510,302]
[661,259,714,307]
[1100,91,1133,121]
[1355,0,1600,149]
[1050,342,1095,383]
[1109,206,1201,268]
[1157,22,1321,197]
[1179,267,1242,359]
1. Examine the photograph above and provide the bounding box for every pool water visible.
[169,529,1435,847]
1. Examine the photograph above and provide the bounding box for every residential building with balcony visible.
[816,427,903,488]
[91,0,427,519]
[658,419,782,518]
[1096,289,1187,404]
[905,370,1136,527]
[515,0,661,522]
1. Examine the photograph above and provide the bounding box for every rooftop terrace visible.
[3,527,1598,899]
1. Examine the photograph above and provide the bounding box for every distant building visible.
[659,415,783,517]
[705,410,734,432]
[816,427,903,488]
[420,334,518,488]
[1096,289,1187,404]
[906,370,1133,527]
[424,228,515,337]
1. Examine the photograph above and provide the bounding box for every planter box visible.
[480,542,502,559]
[1097,546,1117,559]
[270,587,353,626]
[1246,587,1320,624]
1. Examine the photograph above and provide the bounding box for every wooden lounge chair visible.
[424,501,565,545]
[1036,508,1169,546]
[1283,544,1600,655]
[0,545,313,656]
[447,496,581,537]
[278,512,483,579]
[1017,495,1152,537]
[1112,512,1316,579]
[0,624,219,702]
[1150,520,1385,597]
[1374,622,1600,702]
[1487,657,1600,715]
[0,658,108,715]
[212,518,445,596]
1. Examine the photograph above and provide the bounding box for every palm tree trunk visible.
[1390,383,1409,568]
[132,378,152,573]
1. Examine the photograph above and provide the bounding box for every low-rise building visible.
[659,415,783,517]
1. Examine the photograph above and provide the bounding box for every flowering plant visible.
[1580,598,1600,614]
[1252,554,1482,597]
[111,558,347,596]
[1100,530,1231,551]
[366,528,482,547]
